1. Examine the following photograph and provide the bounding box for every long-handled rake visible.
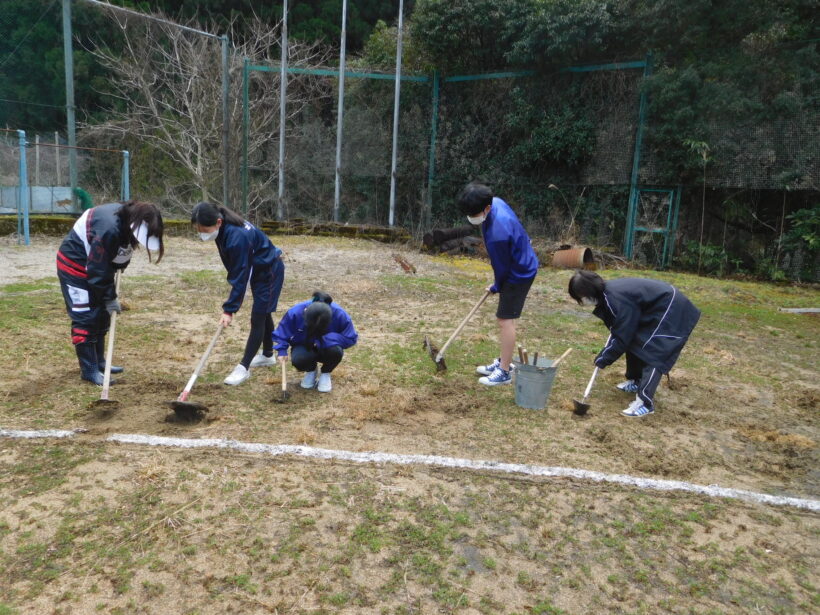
[167,323,224,420]
[425,290,491,372]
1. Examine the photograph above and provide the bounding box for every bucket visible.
[512,358,558,410]
[551,247,595,270]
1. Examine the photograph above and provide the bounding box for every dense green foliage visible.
[0,0,409,131]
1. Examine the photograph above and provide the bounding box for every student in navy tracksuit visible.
[191,202,285,386]
[458,182,539,386]
[57,200,164,385]
[568,270,701,417]
[272,291,358,393]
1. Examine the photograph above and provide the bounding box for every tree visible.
[81,11,330,210]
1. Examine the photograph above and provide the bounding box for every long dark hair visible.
[190,201,245,227]
[305,291,333,338]
[118,200,164,263]
[568,270,605,304]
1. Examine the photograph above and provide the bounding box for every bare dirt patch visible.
[1,232,819,613]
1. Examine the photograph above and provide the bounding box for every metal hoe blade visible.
[424,336,447,372]
[167,399,209,422]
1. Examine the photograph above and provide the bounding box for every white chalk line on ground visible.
[2,428,818,512]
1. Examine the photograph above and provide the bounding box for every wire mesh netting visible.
[0,131,126,218]
[244,66,433,231]
[632,191,673,268]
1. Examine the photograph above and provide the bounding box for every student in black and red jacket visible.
[568,270,700,417]
[57,200,164,385]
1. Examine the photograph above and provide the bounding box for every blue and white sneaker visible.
[479,366,512,386]
[476,358,501,376]
[622,399,654,417]
[616,379,640,393]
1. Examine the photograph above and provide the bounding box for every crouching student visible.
[57,200,164,385]
[191,202,285,386]
[272,292,358,393]
[568,270,700,417]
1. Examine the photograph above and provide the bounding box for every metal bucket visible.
[512,358,558,410]
[551,247,595,269]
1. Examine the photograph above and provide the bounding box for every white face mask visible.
[199,229,219,241]
[581,297,598,306]
[467,213,486,225]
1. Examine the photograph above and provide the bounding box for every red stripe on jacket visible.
[57,259,88,279]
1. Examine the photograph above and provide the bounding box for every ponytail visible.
[311,291,333,305]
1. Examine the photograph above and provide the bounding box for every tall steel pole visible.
[62,0,77,206]
[17,130,30,246]
[333,0,348,222]
[221,35,230,207]
[277,0,289,221]
[388,0,404,228]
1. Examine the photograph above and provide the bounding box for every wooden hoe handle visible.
[435,290,492,362]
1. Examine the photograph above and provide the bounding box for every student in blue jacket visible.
[568,270,700,417]
[57,200,164,385]
[191,202,285,386]
[458,182,539,386]
[272,291,358,393]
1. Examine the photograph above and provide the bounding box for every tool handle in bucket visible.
[582,367,599,400]
[100,272,122,401]
[435,290,491,362]
[180,323,224,397]
[550,347,573,368]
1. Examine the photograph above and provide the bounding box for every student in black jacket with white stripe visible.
[568,270,700,417]
[191,202,285,386]
[57,200,164,385]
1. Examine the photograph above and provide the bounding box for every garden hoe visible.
[573,367,599,416]
[168,323,224,421]
[426,289,491,372]
[573,335,610,415]
[275,356,290,403]
[90,272,122,414]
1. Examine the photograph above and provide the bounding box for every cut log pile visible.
[258,219,411,243]
[422,225,485,255]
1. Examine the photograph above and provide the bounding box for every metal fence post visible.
[62,0,78,207]
[425,70,440,229]
[17,130,30,246]
[388,0,405,228]
[221,35,230,208]
[277,0,289,221]
[241,57,250,216]
[333,0,348,222]
[624,53,653,258]
[121,150,130,201]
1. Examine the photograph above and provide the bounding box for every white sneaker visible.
[224,364,250,385]
[300,369,318,389]
[317,372,332,393]
[621,397,643,414]
[249,354,276,368]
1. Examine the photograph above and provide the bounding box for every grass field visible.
[0,235,818,614]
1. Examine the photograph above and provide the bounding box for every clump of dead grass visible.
[738,427,815,450]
